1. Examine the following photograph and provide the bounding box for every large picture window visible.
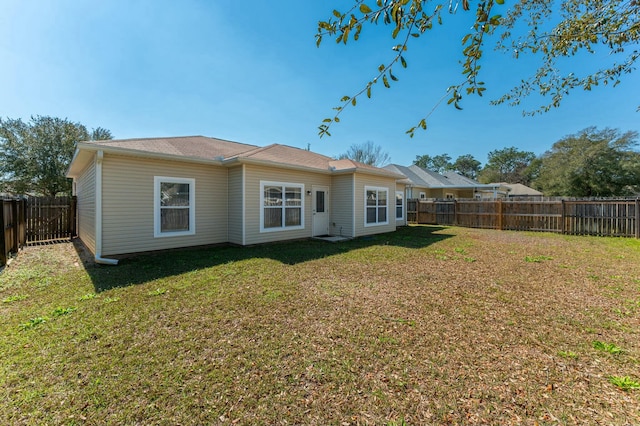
[154,176,195,238]
[365,186,388,226]
[396,191,404,220]
[260,181,304,232]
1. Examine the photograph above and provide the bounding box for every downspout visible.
[242,164,246,246]
[94,150,118,265]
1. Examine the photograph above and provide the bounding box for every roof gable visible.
[232,144,334,171]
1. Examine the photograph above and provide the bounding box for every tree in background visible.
[477,147,537,185]
[535,127,640,197]
[451,154,481,180]
[317,0,640,137]
[0,116,113,196]
[413,153,452,173]
[338,141,391,167]
[91,127,113,141]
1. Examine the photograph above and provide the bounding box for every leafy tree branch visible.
[316,0,639,136]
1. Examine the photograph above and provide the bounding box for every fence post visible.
[453,199,458,226]
[497,199,503,230]
[561,199,566,235]
[19,199,26,247]
[11,199,19,253]
[0,201,6,266]
[636,198,640,239]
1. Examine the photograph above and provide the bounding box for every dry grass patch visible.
[1,226,639,425]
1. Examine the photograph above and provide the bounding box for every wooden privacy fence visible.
[25,196,77,244]
[0,196,77,267]
[0,199,27,266]
[407,198,640,238]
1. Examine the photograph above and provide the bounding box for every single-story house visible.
[66,136,406,264]
[383,164,507,200]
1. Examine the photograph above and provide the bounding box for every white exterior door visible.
[312,186,329,236]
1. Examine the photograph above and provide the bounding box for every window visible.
[154,176,195,238]
[315,190,325,213]
[365,186,388,226]
[260,181,304,232]
[419,192,426,200]
[445,193,455,200]
[395,191,404,220]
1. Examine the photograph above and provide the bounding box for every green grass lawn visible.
[1,225,639,425]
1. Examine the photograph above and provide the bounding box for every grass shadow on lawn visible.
[78,225,453,292]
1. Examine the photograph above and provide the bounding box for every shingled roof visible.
[384,164,501,189]
[81,135,258,160]
[69,136,404,179]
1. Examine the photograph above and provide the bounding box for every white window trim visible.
[419,191,426,199]
[364,186,389,227]
[445,192,455,200]
[395,190,404,220]
[260,181,305,233]
[154,176,196,238]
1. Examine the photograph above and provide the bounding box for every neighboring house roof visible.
[442,171,480,186]
[384,164,501,190]
[384,164,448,187]
[494,182,543,197]
[68,136,404,180]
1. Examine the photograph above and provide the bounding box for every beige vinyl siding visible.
[430,189,444,199]
[408,187,443,199]
[395,183,407,226]
[406,186,427,199]
[228,166,244,245]
[406,187,476,200]
[354,174,398,237]
[76,157,97,254]
[456,189,476,199]
[243,164,331,245]
[100,154,228,256]
[329,174,354,237]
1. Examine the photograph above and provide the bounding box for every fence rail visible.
[407,198,640,238]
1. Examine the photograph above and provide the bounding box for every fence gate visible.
[25,196,77,244]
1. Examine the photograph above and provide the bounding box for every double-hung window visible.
[365,186,388,226]
[154,176,195,238]
[260,181,304,232]
[395,191,404,220]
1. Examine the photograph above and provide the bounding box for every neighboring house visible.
[66,136,406,264]
[384,164,507,200]
[493,182,544,199]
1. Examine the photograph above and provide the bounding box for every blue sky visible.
[1,0,638,167]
